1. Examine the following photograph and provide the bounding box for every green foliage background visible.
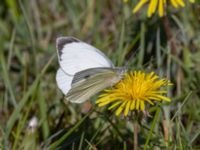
[0,0,200,149]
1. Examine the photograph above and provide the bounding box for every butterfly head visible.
[116,67,127,78]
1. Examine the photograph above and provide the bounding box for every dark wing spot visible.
[56,37,80,58]
[84,75,90,79]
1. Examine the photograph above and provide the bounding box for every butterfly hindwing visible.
[56,68,73,95]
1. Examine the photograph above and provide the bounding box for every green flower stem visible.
[133,121,138,150]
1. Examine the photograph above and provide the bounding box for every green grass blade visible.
[38,85,49,140]
[171,91,192,121]
[48,111,91,150]
[117,21,125,66]
[0,49,17,107]
[144,106,161,150]
[5,54,55,140]
[78,132,85,150]
[137,22,145,68]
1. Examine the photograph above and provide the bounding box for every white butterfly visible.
[56,36,126,103]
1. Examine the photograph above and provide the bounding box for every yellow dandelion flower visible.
[96,71,171,116]
[132,0,195,17]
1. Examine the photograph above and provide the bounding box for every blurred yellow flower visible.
[123,0,129,3]
[96,71,171,116]
[132,0,195,17]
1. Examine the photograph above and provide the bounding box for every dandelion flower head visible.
[96,71,171,116]
[132,0,195,17]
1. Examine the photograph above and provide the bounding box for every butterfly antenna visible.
[124,47,140,68]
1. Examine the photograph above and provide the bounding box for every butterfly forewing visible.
[56,37,114,75]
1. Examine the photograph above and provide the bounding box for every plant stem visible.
[133,121,138,150]
[162,16,177,55]
[162,118,169,145]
